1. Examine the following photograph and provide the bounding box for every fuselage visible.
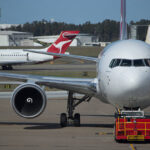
[0,49,53,65]
[96,39,150,109]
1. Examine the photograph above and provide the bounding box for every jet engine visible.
[11,83,47,118]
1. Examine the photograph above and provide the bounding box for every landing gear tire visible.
[74,113,80,127]
[60,113,67,127]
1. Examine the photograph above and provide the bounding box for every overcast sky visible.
[1,0,150,24]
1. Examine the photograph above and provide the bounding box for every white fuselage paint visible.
[0,49,53,65]
[96,39,150,109]
[0,49,54,65]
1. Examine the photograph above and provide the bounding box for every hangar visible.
[0,31,33,46]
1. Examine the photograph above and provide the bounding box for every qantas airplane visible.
[0,31,79,70]
[0,0,150,127]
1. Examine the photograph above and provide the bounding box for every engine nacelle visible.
[11,83,47,118]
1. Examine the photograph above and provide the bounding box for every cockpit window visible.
[120,59,132,66]
[109,58,150,68]
[144,59,150,67]
[109,59,121,68]
[133,59,145,67]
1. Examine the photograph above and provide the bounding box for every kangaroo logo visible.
[53,40,71,53]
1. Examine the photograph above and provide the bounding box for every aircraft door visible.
[26,53,29,61]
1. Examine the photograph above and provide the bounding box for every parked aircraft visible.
[0,31,79,70]
[0,0,150,127]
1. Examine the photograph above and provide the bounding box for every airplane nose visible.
[120,70,149,96]
[109,69,150,108]
[124,73,141,91]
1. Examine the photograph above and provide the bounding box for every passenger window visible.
[133,59,145,67]
[120,59,131,66]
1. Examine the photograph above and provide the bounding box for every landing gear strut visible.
[60,91,91,127]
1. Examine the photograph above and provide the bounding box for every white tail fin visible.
[120,0,127,40]
[145,25,150,44]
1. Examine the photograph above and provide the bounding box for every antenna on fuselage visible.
[120,0,127,40]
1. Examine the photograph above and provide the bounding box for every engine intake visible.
[11,83,47,118]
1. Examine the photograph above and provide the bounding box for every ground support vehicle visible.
[115,110,150,142]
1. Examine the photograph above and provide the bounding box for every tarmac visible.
[0,97,150,150]
[0,63,150,149]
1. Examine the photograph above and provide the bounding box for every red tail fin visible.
[47,31,79,54]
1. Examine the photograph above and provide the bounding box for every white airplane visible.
[0,31,79,70]
[0,0,150,127]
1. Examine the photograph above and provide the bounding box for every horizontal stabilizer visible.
[63,32,79,38]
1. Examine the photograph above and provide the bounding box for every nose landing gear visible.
[60,91,91,127]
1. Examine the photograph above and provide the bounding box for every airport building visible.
[0,23,108,47]
[0,24,19,30]
[0,24,103,47]
[0,30,110,47]
[0,31,33,46]
[0,31,99,47]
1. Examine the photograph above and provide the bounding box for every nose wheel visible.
[60,113,67,127]
[60,113,80,127]
[60,91,91,127]
[74,113,80,127]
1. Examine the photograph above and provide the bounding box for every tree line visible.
[7,19,150,42]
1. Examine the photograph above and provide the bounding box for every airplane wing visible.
[0,81,24,85]
[0,72,97,96]
[24,50,99,62]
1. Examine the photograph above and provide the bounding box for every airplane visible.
[0,31,79,70]
[0,0,150,127]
